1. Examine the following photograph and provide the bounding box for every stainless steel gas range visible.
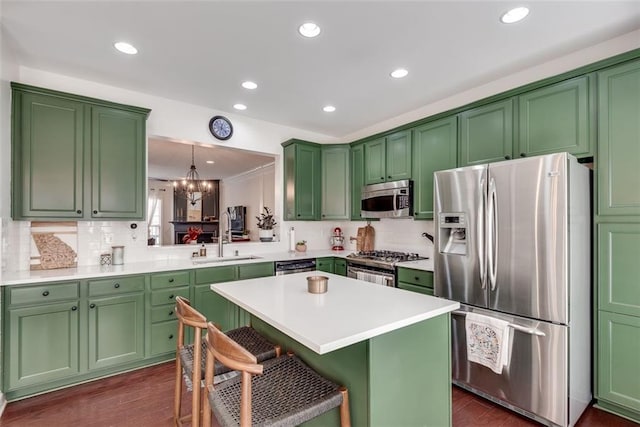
[346,250,426,287]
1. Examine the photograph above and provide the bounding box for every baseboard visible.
[0,392,7,418]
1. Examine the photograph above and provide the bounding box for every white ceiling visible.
[2,1,640,139]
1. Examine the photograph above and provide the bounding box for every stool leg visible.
[339,386,351,427]
[174,358,183,426]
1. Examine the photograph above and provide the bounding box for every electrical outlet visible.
[103,233,114,245]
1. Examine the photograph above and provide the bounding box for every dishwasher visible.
[275,259,317,275]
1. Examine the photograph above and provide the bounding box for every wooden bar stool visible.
[174,296,280,427]
[202,322,351,427]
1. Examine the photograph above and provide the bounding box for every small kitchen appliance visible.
[361,179,413,218]
[330,227,345,251]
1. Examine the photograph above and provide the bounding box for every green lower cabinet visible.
[150,320,178,356]
[237,262,275,280]
[316,257,335,274]
[397,282,434,296]
[397,268,434,295]
[194,283,233,331]
[597,311,640,419]
[87,293,145,370]
[5,300,80,390]
[334,259,347,276]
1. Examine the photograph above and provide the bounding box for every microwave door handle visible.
[393,192,398,214]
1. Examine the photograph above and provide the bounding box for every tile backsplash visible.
[1,217,436,272]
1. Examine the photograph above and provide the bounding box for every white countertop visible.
[396,258,434,271]
[1,249,350,286]
[211,272,458,354]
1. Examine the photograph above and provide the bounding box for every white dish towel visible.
[465,312,511,374]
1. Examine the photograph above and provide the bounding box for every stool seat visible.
[210,355,344,426]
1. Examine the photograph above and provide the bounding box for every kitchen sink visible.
[192,255,262,264]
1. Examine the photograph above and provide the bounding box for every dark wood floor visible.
[0,361,637,426]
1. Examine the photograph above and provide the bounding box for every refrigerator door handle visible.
[487,178,498,291]
[452,310,546,337]
[478,177,487,289]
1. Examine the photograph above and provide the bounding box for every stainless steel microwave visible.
[361,180,413,218]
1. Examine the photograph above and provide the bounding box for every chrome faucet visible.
[218,211,231,257]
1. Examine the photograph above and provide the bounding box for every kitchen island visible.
[211,272,459,426]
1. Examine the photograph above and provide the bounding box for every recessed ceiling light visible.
[206,160,215,164]
[114,41,138,55]
[323,105,336,113]
[242,81,258,90]
[299,22,321,38]
[500,7,529,24]
[233,104,247,111]
[390,68,409,79]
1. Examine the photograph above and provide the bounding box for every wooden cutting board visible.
[356,227,365,251]
[362,224,375,252]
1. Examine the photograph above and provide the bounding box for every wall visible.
[220,163,276,241]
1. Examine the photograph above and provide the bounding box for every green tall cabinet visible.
[282,139,321,220]
[350,142,365,219]
[595,58,640,423]
[412,117,457,219]
[321,145,350,220]
[11,83,150,220]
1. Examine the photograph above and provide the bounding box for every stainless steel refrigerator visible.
[434,153,591,427]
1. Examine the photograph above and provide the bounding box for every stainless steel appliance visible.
[361,179,413,218]
[275,259,316,275]
[347,250,426,286]
[434,153,591,427]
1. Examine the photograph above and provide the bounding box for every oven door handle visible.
[452,310,546,336]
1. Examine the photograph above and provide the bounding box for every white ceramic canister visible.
[112,246,125,265]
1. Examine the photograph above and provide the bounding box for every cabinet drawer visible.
[398,282,434,296]
[195,265,237,285]
[397,268,433,288]
[238,262,274,280]
[150,321,178,356]
[151,304,178,323]
[8,282,79,306]
[151,286,189,306]
[88,275,145,296]
[150,271,190,290]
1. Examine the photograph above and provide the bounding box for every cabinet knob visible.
[114,283,120,289]
[415,276,420,281]
[90,303,96,309]
[71,306,78,311]
[381,177,385,180]
[169,294,174,300]
[169,310,174,316]
[76,210,82,214]
[388,176,391,179]
[297,214,301,217]
[520,153,526,158]
[169,278,174,283]
[504,155,511,160]
[42,291,50,297]
[93,210,98,214]
[168,334,174,340]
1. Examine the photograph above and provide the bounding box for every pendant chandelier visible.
[173,145,212,206]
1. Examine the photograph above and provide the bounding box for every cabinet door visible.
[598,311,640,412]
[365,137,386,184]
[283,144,296,220]
[91,106,146,219]
[88,293,144,370]
[294,143,321,220]
[335,258,347,276]
[321,145,350,220]
[398,282,434,296]
[518,76,591,158]
[316,257,335,274]
[459,98,514,166]
[12,91,85,219]
[412,117,458,219]
[194,284,232,331]
[598,60,640,216]
[385,130,412,181]
[350,143,365,219]
[5,301,80,390]
[598,223,640,317]
[238,262,275,280]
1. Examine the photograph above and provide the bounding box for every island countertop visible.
[210,272,458,354]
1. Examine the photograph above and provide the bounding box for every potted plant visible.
[256,207,277,242]
[182,226,202,244]
[295,240,307,252]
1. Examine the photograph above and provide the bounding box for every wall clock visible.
[209,116,233,140]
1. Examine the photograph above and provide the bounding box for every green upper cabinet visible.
[91,106,146,219]
[321,145,350,220]
[459,98,514,166]
[283,139,321,221]
[518,75,592,158]
[364,130,412,185]
[11,83,150,221]
[350,143,365,220]
[412,117,457,219]
[597,59,640,217]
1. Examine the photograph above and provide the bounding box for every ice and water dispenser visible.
[438,213,467,255]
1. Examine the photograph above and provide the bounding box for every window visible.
[148,197,162,245]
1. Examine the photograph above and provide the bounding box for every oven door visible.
[347,263,395,287]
